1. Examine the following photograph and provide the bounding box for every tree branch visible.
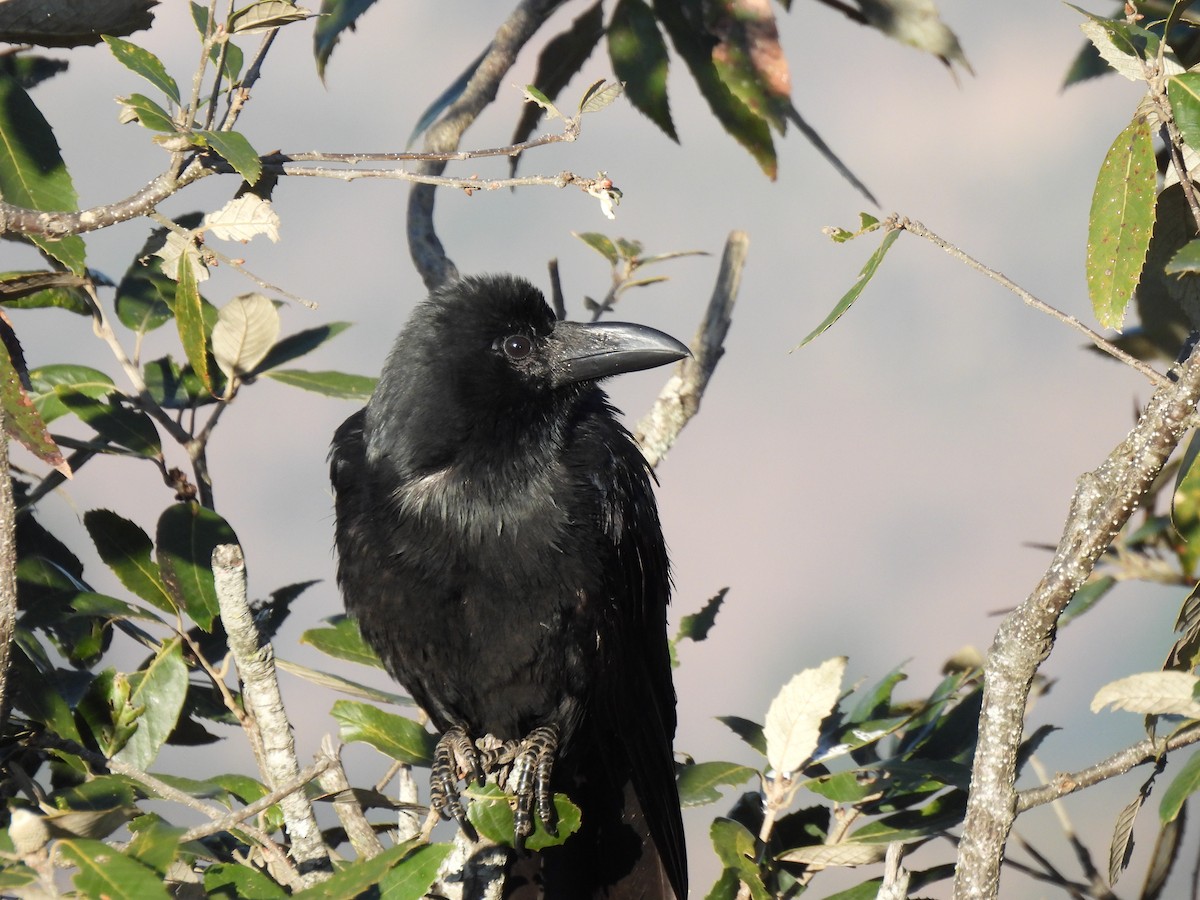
[953,343,1200,899]
[212,543,331,884]
[889,217,1170,387]
[1016,724,1200,814]
[0,423,15,732]
[635,230,748,467]
[405,0,568,289]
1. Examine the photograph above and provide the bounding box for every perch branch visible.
[212,543,331,884]
[952,341,1200,899]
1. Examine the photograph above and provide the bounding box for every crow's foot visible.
[431,725,484,835]
[508,725,559,850]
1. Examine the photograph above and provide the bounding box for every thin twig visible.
[1016,724,1200,813]
[888,217,1170,387]
[180,755,336,843]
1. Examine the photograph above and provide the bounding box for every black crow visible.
[330,275,688,899]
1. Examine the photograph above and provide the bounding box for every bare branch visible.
[212,543,331,884]
[406,0,569,288]
[0,424,15,731]
[635,230,748,468]
[1016,725,1200,814]
[953,344,1200,899]
[315,736,385,859]
[889,217,1170,388]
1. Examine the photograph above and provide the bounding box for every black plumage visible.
[329,275,688,899]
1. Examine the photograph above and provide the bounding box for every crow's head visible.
[364,275,687,473]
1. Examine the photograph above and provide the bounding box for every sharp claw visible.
[508,725,559,849]
[430,726,481,839]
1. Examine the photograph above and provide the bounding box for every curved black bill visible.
[552,320,690,386]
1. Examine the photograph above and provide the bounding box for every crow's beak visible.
[552,321,690,385]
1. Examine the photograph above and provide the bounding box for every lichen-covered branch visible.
[0,424,16,730]
[212,543,331,884]
[953,343,1200,899]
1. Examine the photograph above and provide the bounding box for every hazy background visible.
[6,0,1185,894]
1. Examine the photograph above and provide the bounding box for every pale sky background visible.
[6,0,1191,895]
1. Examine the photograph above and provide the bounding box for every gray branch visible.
[952,345,1200,899]
[635,230,748,468]
[212,543,331,884]
[0,423,17,731]
[405,0,567,289]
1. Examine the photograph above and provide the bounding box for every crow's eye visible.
[499,335,532,360]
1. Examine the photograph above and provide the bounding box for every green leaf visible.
[250,321,352,374]
[378,843,455,900]
[468,782,582,850]
[205,862,288,899]
[155,503,240,631]
[114,214,205,334]
[28,365,116,423]
[142,356,220,410]
[1166,238,1200,276]
[797,227,900,347]
[331,700,435,764]
[0,270,90,313]
[507,1,604,169]
[578,79,624,115]
[113,639,188,770]
[117,93,176,132]
[263,368,377,400]
[173,246,212,395]
[84,509,177,614]
[192,129,262,184]
[126,815,185,876]
[1087,116,1155,330]
[301,615,383,667]
[0,346,67,474]
[102,36,180,104]
[58,393,162,458]
[717,715,766,755]
[671,587,726,666]
[229,0,316,35]
[851,789,967,843]
[290,841,424,899]
[275,657,410,705]
[0,72,86,273]
[653,0,775,178]
[313,0,380,78]
[609,0,675,139]
[1169,73,1200,154]
[676,760,757,807]
[573,231,620,265]
[707,0,787,132]
[58,838,170,900]
[1160,748,1200,823]
[709,817,770,900]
